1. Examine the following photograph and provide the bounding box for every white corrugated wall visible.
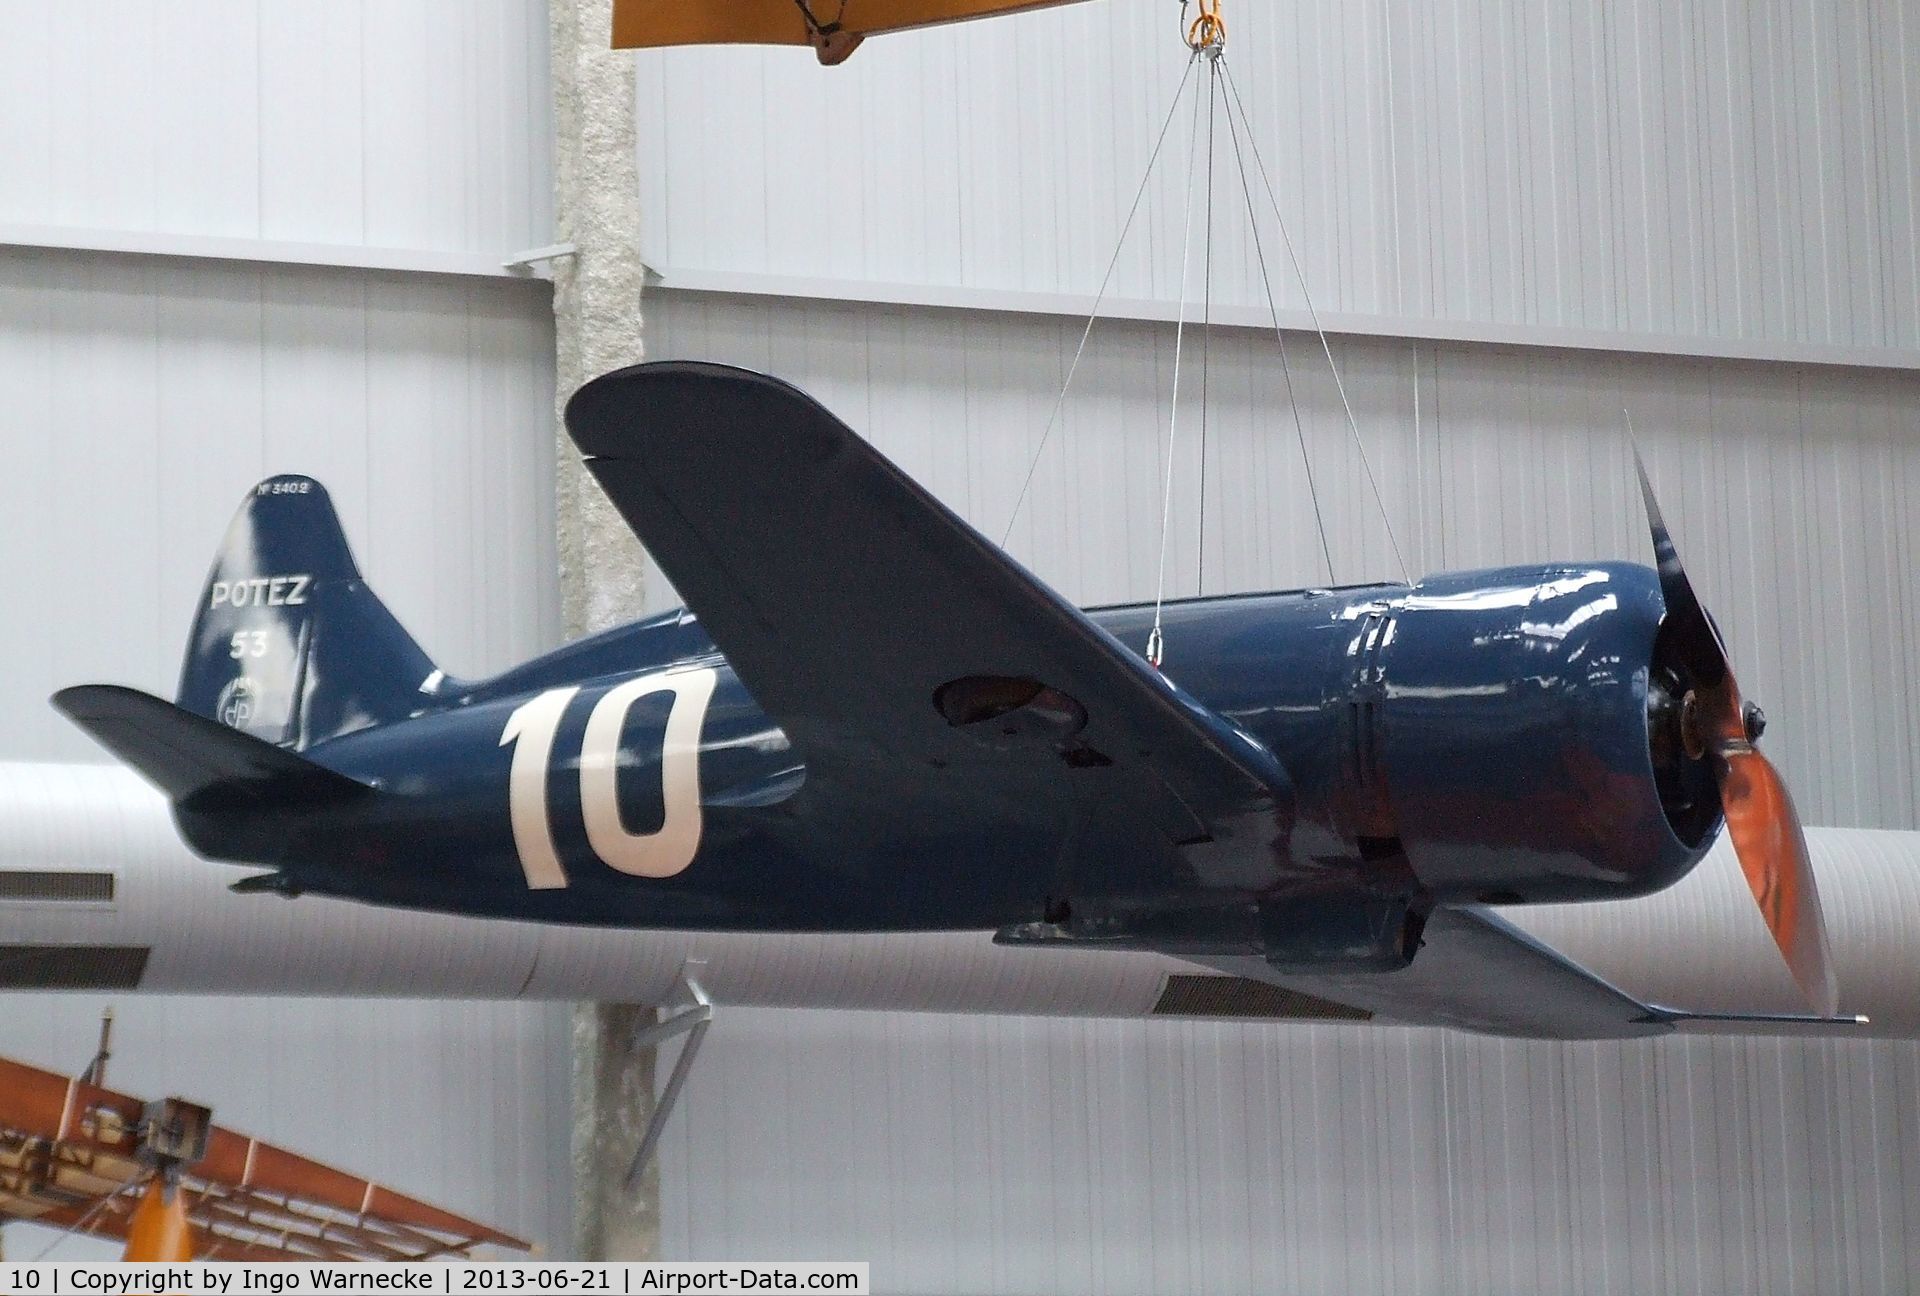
[0,1,550,252]
[636,0,1920,354]
[665,1011,1920,1295]
[634,5,1920,1290]
[0,0,570,1259]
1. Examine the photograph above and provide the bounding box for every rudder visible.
[180,475,440,749]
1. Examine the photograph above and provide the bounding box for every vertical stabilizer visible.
[178,476,439,749]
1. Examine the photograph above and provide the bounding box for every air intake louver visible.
[0,945,149,989]
[0,870,116,902]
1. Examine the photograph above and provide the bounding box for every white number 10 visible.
[498,667,720,890]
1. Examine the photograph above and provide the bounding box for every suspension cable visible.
[1219,62,1335,584]
[1145,47,1213,670]
[1010,0,1413,674]
[1221,59,1411,585]
[1196,57,1219,597]
[788,0,846,36]
[1000,52,1201,547]
[1185,0,1226,53]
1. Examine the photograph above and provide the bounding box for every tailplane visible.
[55,685,369,810]
[178,476,440,749]
[53,684,371,863]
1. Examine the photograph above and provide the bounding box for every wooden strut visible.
[0,1050,530,1262]
[122,1178,194,1263]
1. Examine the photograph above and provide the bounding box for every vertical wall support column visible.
[551,0,650,639]
[550,0,657,1263]
[570,1004,660,1259]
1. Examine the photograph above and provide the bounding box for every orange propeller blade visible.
[1633,447,1841,1017]
[1718,745,1838,1017]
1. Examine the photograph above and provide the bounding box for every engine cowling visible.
[1373,562,1718,905]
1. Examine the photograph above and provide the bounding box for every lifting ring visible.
[1186,0,1226,54]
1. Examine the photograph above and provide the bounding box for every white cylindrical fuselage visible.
[2,762,1916,1035]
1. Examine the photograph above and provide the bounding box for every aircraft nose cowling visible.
[1373,562,1714,906]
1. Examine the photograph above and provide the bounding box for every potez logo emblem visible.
[215,677,261,729]
[498,667,720,890]
[210,575,311,609]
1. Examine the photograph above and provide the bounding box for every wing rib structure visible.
[611,0,1096,61]
[0,1054,527,1260]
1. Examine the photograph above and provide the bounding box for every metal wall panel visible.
[0,0,571,1263]
[660,1008,1920,1296]
[0,255,565,1257]
[0,249,559,761]
[635,0,1920,351]
[0,0,552,254]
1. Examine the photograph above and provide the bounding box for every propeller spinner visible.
[1634,453,1839,1016]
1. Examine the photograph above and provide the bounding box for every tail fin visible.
[179,476,440,749]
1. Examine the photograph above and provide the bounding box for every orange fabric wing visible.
[0,1054,528,1261]
[611,0,1096,51]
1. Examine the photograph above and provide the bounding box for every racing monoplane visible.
[56,362,1853,1040]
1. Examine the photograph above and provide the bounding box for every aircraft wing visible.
[0,1054,528,1260]
[1189,905,1851,1040]
[566,362,1292,888]
[612,0,1095,53]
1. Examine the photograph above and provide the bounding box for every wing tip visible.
[51,681,133,718]
[566,361,829,460]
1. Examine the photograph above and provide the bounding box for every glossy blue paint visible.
[54,364,1750,1037]
[136,474,1710,934]
[179,476,438,750]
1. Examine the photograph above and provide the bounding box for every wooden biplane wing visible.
[0,1054,529,1261]
[612,0,1098,64]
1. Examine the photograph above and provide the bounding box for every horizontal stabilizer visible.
[53,685,370,812]
[1190,906,1867,1040]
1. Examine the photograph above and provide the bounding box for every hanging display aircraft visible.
[56,362,1855,1041]
[0,1021,529,1261]
[610,0,1103,65]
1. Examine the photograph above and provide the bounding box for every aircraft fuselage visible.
[211,562,1712,940]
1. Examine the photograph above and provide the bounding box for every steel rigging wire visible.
[1002,0,1411,668]
[1219,57,1410,584]
[999,50,1201,550]
[1219,66,1335,586]
[1145,47,1212,669]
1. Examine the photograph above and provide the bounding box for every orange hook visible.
[1186,0,1225,53]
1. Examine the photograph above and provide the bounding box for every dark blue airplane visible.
[57,362,1850,1039]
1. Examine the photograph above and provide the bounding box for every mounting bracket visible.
[623,962,713,1189]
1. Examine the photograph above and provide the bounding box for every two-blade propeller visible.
[1634,455,1839,1016]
